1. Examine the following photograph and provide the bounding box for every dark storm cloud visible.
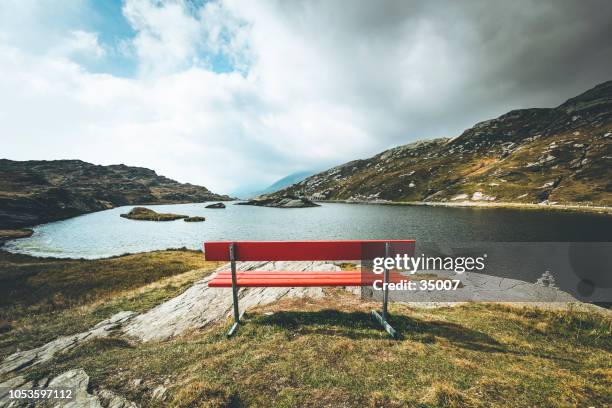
[273,0,612,148]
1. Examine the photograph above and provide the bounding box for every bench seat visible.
[208,270,407,287]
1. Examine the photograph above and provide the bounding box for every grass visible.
[1,253,610,407]
[23,291,612,408]
[0,249,222,359]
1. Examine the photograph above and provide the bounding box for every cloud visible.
[1,0,612,194]
[54,30,106,59]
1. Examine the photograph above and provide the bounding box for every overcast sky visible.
[1,0,612,195]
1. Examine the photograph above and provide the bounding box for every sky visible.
[1,0,612,195]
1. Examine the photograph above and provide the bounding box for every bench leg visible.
[372,242,399,338]
[227,321,239,337]
[228,243,241,337]
[371,310,398,338]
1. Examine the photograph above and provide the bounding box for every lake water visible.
[4,202,612,259]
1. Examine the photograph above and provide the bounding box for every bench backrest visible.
[204,240,415,261]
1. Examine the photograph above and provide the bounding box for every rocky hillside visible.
[0,160,231,228]
[276,81,612,206]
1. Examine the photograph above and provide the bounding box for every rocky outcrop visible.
[120,207,188,221]
[205,202,226,209]
[122,261,332,341]
[0,311,135,375]
[47,369,102,407]
[0,368,139,408]
[237,195,320,208]
[0,160,233,229]
[272,80,612,206]
[0,229,32,247]
[183,216,205,222]
[0,262,336,375]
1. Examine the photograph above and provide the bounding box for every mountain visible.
[233,170,317,199]
[247,171,317,198]
[272,80,612,207]
[0,159,232,228]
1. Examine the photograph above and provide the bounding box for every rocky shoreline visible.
[0,229,33,247]
[318,199,612,215]
[237,195,319,208]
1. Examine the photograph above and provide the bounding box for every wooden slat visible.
[214,270,363,275]
[203,240,415,261]
[207,271,408,287]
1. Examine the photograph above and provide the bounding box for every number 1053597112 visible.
[4,388,74,401]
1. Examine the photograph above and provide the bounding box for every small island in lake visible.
[183,216,206,222]
[237,195,319,208]
[205,202,226,209]
[120,207,188,221]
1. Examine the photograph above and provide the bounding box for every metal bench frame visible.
[222,241,399,338]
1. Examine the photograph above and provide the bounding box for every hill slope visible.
[276,81,612,206]
[0,159,232,228]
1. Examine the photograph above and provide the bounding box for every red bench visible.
[205,240,415,337]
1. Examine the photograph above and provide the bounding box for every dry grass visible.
[1,253,609,407]
[25,291,612,408]
[0,249,222,359]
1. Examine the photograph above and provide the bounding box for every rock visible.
[122,261,334,341]
[0,375,33,407]
[183,216,205,222]
[535,271,557,288]
[151,385,167,401]
[237,195,319,208]
[120,207,188,221]
[451,194,468,201]
[0,311,135,375]
[205,202,226,209]
[48,369,102,407]
[0,369,138,408]
[95,388,139,408]
[0,229,33,246]
[471,191,496,201]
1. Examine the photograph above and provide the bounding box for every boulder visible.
[183,216,205,222]
[0,311,135,375]
[205,202,226,209]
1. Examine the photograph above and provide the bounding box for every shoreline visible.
[318,199,612,215]
[0,229,33,247]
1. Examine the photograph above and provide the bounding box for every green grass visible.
[0,249,221,359]
[24,293,612,408]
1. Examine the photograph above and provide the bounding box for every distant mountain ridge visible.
[0,159,232,228]
[243,170,317,199]
[273,80,612,206]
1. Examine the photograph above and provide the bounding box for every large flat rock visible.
[122,261,337,341]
